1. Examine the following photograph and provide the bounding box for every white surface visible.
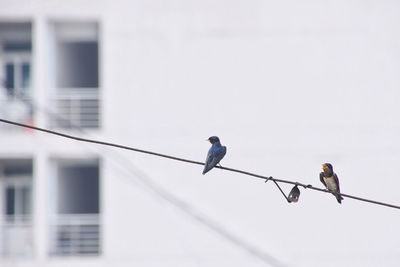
[1,1,400,266]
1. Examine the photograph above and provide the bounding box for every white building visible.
[0,14,102,260]
[1,1,400,267]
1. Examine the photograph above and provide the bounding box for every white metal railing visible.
[0,215,33,258]
[49,214,100,256]
[50,89,100,129]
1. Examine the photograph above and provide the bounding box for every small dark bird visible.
[319,163,343,204]
[288,185,301,203]
[202,136,227,175]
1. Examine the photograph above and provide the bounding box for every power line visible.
[0,94,286,266]
[1,117,399,210]
[68,128,287,267]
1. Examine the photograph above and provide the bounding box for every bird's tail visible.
[335,193,344,204]
[203,160,217,175]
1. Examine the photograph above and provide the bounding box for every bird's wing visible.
[220,146,227,159]
[319,172,327,187]
[208,146,226,167]
[333,173,343,203]
[216,146,226,164]
[203,146,226,174]
[333,173,341,193]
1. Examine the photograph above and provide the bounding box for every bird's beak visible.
[322,164,327,170]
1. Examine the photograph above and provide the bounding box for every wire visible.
[0,94,287,266]
[1,117,400,210]
[272,180,290,203]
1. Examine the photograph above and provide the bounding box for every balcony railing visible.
[0,215,33,258]
[49,89,100,129]
[49,214,101,256]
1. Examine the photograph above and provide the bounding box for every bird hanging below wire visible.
[319,163,343,204]
[203,136,227,175]
[288,185,301,203]
[1,117,400,210]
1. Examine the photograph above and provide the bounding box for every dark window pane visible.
[21,63,31,89]
[3,42,31,52]
[4,163,33,176]
[21,186,32,215]
[57,165,99,214]
[5,63,14,94]
[6,187,15,215]
[56,41,99,88]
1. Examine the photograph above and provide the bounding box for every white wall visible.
[1,1,400,266]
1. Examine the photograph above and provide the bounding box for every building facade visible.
[0,13,102,262]
[1,1,400,267]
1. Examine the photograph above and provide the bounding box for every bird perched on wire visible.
[319,163,343,204]
[202,136,227,175]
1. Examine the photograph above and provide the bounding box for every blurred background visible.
[0,1,399,266]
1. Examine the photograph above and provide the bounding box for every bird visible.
[288,185,301,203]
[202,136,227,175]
[319,163,343,204]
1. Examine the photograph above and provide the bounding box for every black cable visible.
[271,180,290,203]
[1,117,399,210]
[1,96,287,266]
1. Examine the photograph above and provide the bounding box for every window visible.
[0,158,33,258]
[57,164,99,214]
[54,23,98,88]
[5,185,32,220]
[0,22,33,126]
[49,158,101,256]
[3,44,32,94]
[49,22,100,129]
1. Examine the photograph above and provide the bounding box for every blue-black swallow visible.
[320,163,343,204]
[202,136,227,175]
